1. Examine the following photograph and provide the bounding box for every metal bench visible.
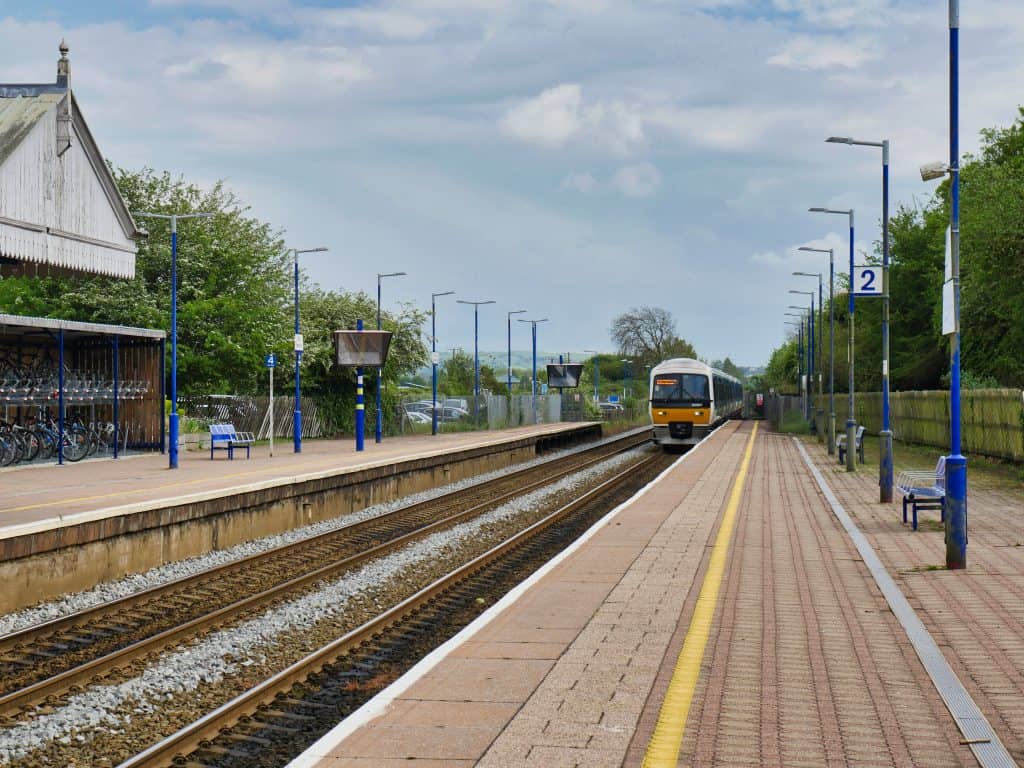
[897,456,946,531]
[836,425,865,465]
[209,423,255,460]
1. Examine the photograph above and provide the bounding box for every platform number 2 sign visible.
[853,266,883,297]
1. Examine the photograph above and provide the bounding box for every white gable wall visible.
[0,96,136,278]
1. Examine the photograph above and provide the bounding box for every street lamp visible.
[787,308,808,413]
[507,310,527,395]
[811,206,857,471]
[918,0,965,569]
[457,299,496,426]
[794,271,824,443]
[288,246,328,453]
[517,317,548,424]
[431,290,455,435]
[584,350,600,402]
[135,211,214,470]
[790,290,815,424]
[376,271,407,444]
[799,247,836,455]
[827,134,894,501]
[619,359,633,402]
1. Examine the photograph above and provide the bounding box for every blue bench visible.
[836,425,865,464]
[209,423,255,460]
[897,456,946,531]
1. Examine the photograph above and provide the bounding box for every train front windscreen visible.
[651,373,710,408]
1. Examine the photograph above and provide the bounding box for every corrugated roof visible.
[0,313,165,340]
[0,92,61,169]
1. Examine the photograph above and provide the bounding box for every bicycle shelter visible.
[0,313,165,463]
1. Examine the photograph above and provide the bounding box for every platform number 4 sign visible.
[853,266,883,297]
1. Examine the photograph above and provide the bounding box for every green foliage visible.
[761,339,799,392]
[778,409,810,434]
[439,350,475,394]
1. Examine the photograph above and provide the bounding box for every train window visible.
[651,374,710,406]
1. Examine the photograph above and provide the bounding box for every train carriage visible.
[649,358,743,449]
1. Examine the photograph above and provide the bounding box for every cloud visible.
[768,35,879,70]
[499,83,583,148]
[561,171,598,193]
[612,163,661,198]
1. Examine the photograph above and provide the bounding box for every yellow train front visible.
[648,358,743,449]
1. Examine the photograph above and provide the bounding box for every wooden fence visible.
[815,388,1024,462]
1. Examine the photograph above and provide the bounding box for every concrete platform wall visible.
[1,424,601,614]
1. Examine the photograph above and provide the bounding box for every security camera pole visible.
[826,135,893,501]
[920,0,966,569]
[811,206,856,471]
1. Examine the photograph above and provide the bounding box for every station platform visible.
[0,421,601,612]
[292,421,1023,767]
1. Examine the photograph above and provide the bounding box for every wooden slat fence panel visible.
[815,388,1024,462]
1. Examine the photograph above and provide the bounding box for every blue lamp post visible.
[794,272,824,439]
[784,319,802,397]
[457,299,495,427]
[584,349,600,402]
[507,309,526,395]
[289,246,327,453]
[375,271,406,444]
[790,291,815,425]
[135,210,214,470]
[827,135,893,500]
[431,290,455,435]
[518,318,548,424]
[811,206,856,471]
[798,247,835,454]
[920,0,966,568]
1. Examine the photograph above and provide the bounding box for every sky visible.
[1,0,1021,367]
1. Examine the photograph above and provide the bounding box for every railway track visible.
[116,450,673,768]
[0,428,650,720]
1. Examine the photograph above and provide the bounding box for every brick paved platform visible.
[291,422,1023,767]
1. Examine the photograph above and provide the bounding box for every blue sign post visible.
[264,353,276,456]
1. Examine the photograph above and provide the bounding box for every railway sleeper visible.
[258,708,316,722]
[220,732,274,746]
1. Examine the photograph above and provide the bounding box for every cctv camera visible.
[920,161,949,182]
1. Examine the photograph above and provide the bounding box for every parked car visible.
[406,400,442,414]
[441,406,471,420]
[597,402,624,418]
[405,410,431,424]
[443,398,468,411]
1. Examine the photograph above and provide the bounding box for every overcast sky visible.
[2,1,1020,366]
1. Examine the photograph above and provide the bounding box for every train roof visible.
[650,358,742,383]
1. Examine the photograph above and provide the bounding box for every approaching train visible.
[649,358,743,449]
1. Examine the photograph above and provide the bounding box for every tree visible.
[610,306,698,369]
[439,350,474,395]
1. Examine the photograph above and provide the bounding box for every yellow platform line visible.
[641,422,758,768]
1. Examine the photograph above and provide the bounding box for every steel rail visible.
[0,429,650,715]
[116,452,662,768]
